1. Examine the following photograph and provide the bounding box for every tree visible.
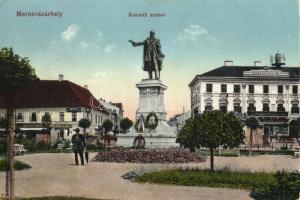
[102,119,113,147]
[177,111,244,171]
[245,116,259,156]
[41,112,52,132]
[0,47,38,199]
[78,118,91,137]
[250,170,300,200]
[120,117,133,132]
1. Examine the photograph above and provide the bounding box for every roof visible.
[112,103,123,110]
[0,80,105,111]
[189,65,300,86]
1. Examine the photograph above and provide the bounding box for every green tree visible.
[120,117,133,132]
[250,170,300,200]
[0,117,7,128]
[41,112,52,132]
[0,47,38,199]
[245,116,260,156]
[78,118,91,137]
[177,111,244,171]
[102,119,113,147]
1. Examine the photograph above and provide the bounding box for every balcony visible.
[247,111,288,117]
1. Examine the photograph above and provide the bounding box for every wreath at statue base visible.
[145,112,158,131]
[133,134,145,149]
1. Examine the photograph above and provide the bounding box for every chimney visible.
[224,60,233,66]
[84,85,88,89]
[59,74,64,81]
[254,61,262,66]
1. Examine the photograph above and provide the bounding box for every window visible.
[248,103,256,112]
[234,85,240,93]
[221,84,227,93]
[293,85,298,94]
[206,84,212,93]
[291,104,299,114]
[263,85,269,94]
[234,103,241,113]
[263,103,270,112]
[95,115,97,124]
[277,104,285,112]
[278,85,283,94]
[31,112,37,122]
[205,104,213,111]
[72,112,77,122]
[16,113,23,122]
[249,85,254,94]
[59,112,64,122]
[219,103,227,113]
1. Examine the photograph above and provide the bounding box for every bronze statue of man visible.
[129,31,165,79]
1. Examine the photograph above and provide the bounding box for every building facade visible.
[0,77,109,141]
[168,111,191,133]
[189,53,300,139]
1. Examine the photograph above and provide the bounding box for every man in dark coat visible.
[71,128,86,165]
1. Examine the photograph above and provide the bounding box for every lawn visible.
[0,158,31,171]
[135,168,276,190]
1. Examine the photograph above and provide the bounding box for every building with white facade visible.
[189,53,300,139]
[0,76,109,140]
[99,99,124,132]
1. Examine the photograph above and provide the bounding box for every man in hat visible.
[71,128,86,165]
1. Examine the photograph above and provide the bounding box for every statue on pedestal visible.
[129,31,165,80]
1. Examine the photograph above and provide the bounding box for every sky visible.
[0,0,298,120]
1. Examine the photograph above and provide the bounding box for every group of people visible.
[71,128,88,165]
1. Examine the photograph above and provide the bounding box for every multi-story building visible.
[0,75,109,140]
[189,53,300,139]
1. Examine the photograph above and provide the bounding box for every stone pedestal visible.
[117,79,177,148]
[136,79,167,120]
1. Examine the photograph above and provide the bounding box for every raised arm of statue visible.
[129,40,145,47]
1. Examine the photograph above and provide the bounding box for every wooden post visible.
[6,107,15,200]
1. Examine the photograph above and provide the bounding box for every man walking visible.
[71,128,86,165]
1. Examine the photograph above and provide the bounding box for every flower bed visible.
[92,148,206,163]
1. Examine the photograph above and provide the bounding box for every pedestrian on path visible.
[71,128,86,165]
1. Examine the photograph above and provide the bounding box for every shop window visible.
[291,104,299,114]
[247,103,256,112]
[277,104,285,112]
[263,103,270,112]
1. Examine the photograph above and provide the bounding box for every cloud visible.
[92,71,107,78]
[80,41,89,50]
[61,24,80,42]
[176,24,218,45]
[97,30,104,40]
[104,43,116,54]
